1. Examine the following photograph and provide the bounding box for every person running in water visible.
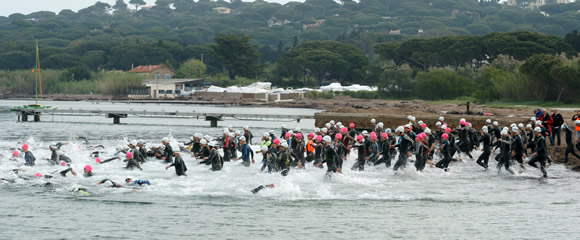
[476,126,491,169]
[161,137,173,163]
[277,141,292,176]
[435,133,452,171]
[510,127,526,170]
[497,130,515,175]
[394,126,415,171]
[292,133,305,169]
[198,141,222,171]
[352,135,366,171]
[260,146,277,173]
[315,136,339,179]
[333,133,346,173]
[47,144,72,165]
[414,133,428,171]
[563,123,580,163]
[529,127,548,178]
[124,152,143,170]
[166,150,187,176]
[239,136,254,167]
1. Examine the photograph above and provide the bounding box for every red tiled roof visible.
[129,65,164,73]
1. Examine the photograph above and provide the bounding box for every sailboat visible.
[11,39,55,111]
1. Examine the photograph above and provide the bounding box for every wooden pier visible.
[13,108,313,127]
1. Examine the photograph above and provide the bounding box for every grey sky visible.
[0,0,295,17]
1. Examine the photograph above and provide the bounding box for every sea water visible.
[0,100,579,240]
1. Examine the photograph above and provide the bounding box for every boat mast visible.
[34,39,38,104]
[36,39,44,105]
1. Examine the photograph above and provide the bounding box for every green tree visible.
[414,68,474,100]
[520,54,562,101]
[113,0,129,15]
[129,0,146,11]
[177,59,207,78]
[212,34,260,80]
[64,65,92,81]
[379,64,414,98]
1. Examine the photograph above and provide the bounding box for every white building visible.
[137,78,207,99]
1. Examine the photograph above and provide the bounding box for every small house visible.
[144,78,207,99]
[128,64,176,79]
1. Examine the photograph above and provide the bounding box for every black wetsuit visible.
[24,151,36,166]
[170,155,187,176]
[436,140,452,169]
[477,134,491,168]
[375,139,391,167]
[497,136,514,174]
[277,149,292,176]
[99,157,119,164]
[511,134,525,168]
[200,148,222,171]
[261,151,277,173]
[251,185,271,194]
[163,143,174,163]
[138,146,147,160]
[352,142,366,171]
[49,149,72,165]
[529,135,548,177]
[131,148,145,164]
[564,127,580,163]
[125,158,143,170]
[321,145,339,176]
[393,134,414,171]
[414,141,427,171]
[334,142,346,169]
[293,141,305,167]
[99,179,124,188]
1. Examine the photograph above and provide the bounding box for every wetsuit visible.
[374,139,391,167]
[49,149,72,165]
[131,147,145,164]
[476,133,491,168]
[24,151,36,166]
[200,148,222,171]
[314,143,323,166]
[197,146,211,160]
[393,134,415,171]
[251,185,272,194]
[190,142,201,154]
[223,138,233,162]
[240,143,254,167]
[497,136,514,174]
[414,141,427,171]
[163,143,174,163]
[139,146,148,160]
[529,135,548,177]
[170,155,187,176]
[244,131,254,145]
[261,151,277,173]
[367,141,379,165]
[388,135,397,163]
[99,157,119,164]
[426,135,435,161]
[125,158,143,170]
[435,140,452,169]
[130,180,151,186]
[321,145,339,177]
[99,179,124,188]
[511,134,525,168]
[59,167,75,176]
[564,127,580,163]
[352,142,366,171]
[334,141,346,170]
[277,149,292,176]
[292,141,305,168]
[458,126,472,158]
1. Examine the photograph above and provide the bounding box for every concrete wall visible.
[315,112,530,131]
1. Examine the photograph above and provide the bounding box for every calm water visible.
[0,100,579,240]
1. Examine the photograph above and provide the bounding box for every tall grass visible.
[0,70,143,96]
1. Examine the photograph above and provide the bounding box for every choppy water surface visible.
[0,100,579,239]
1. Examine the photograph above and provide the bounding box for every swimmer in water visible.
[251,184,275,194]
[125,152,143,171]
[125,177,151,186]
[22,144,36,166]
[96,179,124,188]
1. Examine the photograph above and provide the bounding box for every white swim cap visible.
[322,136,331,142]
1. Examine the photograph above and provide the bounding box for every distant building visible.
[302,19,325,31]
[389,29,401,35]
[128,64,176,79]
[137,78,207,99]
[213,7,231,14]
[507,0,570,8]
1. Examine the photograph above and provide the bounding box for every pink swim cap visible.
[356,135,363,141]
[12,150,19,157]
[307,133,315,139]
[285,132,291,138]
[460,120,466,125]
[335,133,343,140]
[349,123,355,128]
[96,157,101,163]
[316,135,323,142]
[84,165,92,172]
[60,161,67,166]
[370,132,377,136]
[370,134,377,141]
[442,133,449,139]
[126,152,133,159]
[35,172,42,178]
[421,123,427,128]
[381,132,388,138]
[273,139,280,145]
[296,133,302,139]
[340,127,348,133]
[22,144,29,150]
[445,128,451,133]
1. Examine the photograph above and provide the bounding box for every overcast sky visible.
[0,0,296,17]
